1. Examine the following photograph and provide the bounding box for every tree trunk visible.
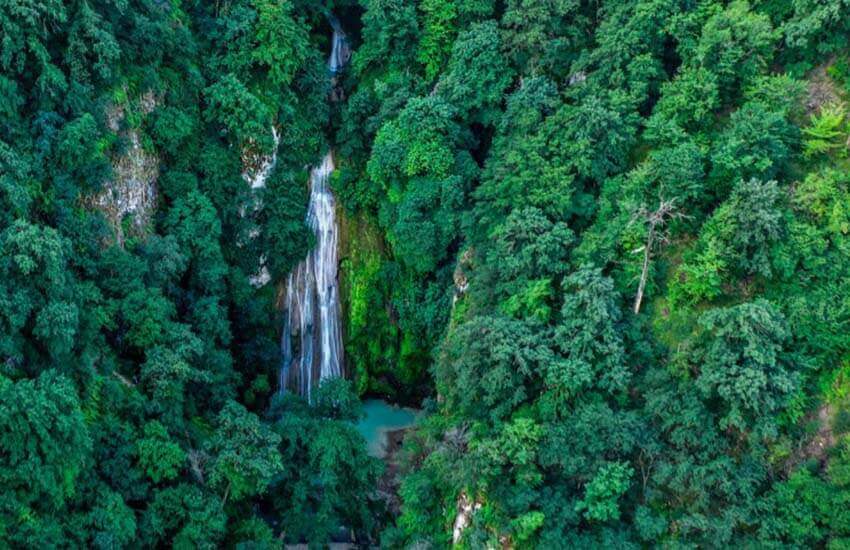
[633,227,655,315]
[221,481,231,508]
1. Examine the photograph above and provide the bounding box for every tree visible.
[693,0,776,100]
[501,0,583,74]
[353,0,421,75]
[438,20,514,124]
[252,0,310,87]
[0,371,91,543]
[574,462,634,522]
[694,300,801,430]
[802,103,848,158]
[204,74,273,152]
[388,174,464,274]
[549,267,630,400]
[150,106,198,157]
[368,95,460,182]
[0,0,66,80]
[782,0,850,59]
[465,417,545,544]
[645,141,707,204]
[311,377,364,422]
[671,178,786,303]
[206,401,283,504]
[630,198,684,314]
[486,207,574,322]
[0,220,79,369]
[793,167,850,236]
[137,421,186,483]
[487,208,574,285]
[259,166,311,279]
[270,380,382,544]
[710,101,797,189]
[435,315,553,422]
[142,484,226,549]
[64,0,120,83]
[84,487,137,549]
[707,178,786,277]
[56,113,109,189]
[757,437,850,547]
[417,0,457,81]
[644,67,720,144]
[473,77,575,234]
[163,190,228,293]
[554,92,639,182]
[119,288,177,349]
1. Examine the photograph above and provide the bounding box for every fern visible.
[803,103,848,158]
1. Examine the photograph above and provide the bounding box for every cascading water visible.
[328,17,351,76]
[280,20,350,400]
[281,154,343,399]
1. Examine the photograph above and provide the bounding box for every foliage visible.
[0,371,90,513]
[693,300,801,430]
[137,421,186,483]
[359,0,850,546]
[574,462,634,522]
[268,380,383,543]
[206,401,283,503]
[4,0,850,546]
[435,315,552,422]
[802,103,849,158]
[0,0,386,544]
[549,267,630,399]
[671,178,786,304]
[418,0,458,81]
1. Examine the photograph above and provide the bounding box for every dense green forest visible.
[3,0,850,547]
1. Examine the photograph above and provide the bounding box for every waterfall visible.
[280,22,349,400]
[328,17,351,75]
[281,154,343,399]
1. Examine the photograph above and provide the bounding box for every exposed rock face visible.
[240,126,280,288]
[452,248,473,306]
[249,261,272,288]
[568,70,587,86]
[452,492,482,545]
[95,90,159,244]
[242,126,280,191]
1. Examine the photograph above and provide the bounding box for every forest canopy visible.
[3,0,850,547]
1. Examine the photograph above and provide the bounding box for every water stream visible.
[280,22,350,400]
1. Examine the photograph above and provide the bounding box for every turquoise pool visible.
[355,399,420,458]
